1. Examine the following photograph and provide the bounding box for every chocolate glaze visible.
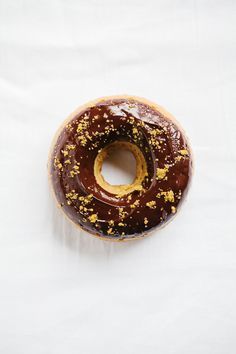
[49,97,193,240]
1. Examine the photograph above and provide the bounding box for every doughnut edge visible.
[47,95,193,242]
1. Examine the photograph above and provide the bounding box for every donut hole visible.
[94,141,147,197]
[101,148,136,185]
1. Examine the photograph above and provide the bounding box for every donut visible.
[48,96,193,241]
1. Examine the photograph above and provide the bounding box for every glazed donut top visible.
[49,96,192,241]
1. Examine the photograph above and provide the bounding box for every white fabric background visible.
[1,1,236,353]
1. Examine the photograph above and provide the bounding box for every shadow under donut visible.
[50,194,141,260]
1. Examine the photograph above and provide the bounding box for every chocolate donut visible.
[49,96,193,241]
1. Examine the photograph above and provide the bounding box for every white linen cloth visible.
[0,1,236,353]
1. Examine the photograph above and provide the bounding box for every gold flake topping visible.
[118,222,126,227]
[61,150,69,157]
[66,190,78,201]
[54,157,63,170]
[118,207,128,219]
[79,194,93,205]
[178,149,188,156]
[107,227,115,235]
[66,144,76,150]
[146,201,156,209]
[156,165,169,180]
[157,190,175,203]
[88,214,98,223]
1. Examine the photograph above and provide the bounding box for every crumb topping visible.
[66,144,76,150]
[156,165,169,180]
[79,194,93,206]
[157,190,175,203]
[66,190,78,200]
[130,200,140,209]
[178,149,188,156]
[118,222,126,227]
[107,227,115,235]
[61,149,69,157]
[118,207,128,219]
[54,157,63,171]
[146,201,156,209]
[88,214,98,223]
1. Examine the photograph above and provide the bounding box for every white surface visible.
[1,1,236,353]
[102,148,137,185]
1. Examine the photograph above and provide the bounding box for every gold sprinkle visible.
[79,194,93,205]
[149,128,161,136]
[64,159,71,164]
[175,156,182,162]
[179,149,188,156]
[66,123,74,133]
[69,171,76,177]
[66,191,78,200]
[54,157,63,170]
[118,207,128,219]
[146,201,156,209]
[108,220,114,226]
[157,190,175,203]
[88,214,98,223]
[76,119,89,133]
[171,206,176,213]
[144,217,148,225]
[130,200,140,209]
[118,222,126,227]
[61,150,68,157]
[66,144,76,150]
[77,135,87,146]
[156,166,168,180]
[107,227,115,235]
[148,137,160,149]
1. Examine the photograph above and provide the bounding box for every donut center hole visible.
[101,148,136,186]
[94,141,147,197]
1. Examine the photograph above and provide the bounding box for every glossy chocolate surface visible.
[49,98,193,240]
